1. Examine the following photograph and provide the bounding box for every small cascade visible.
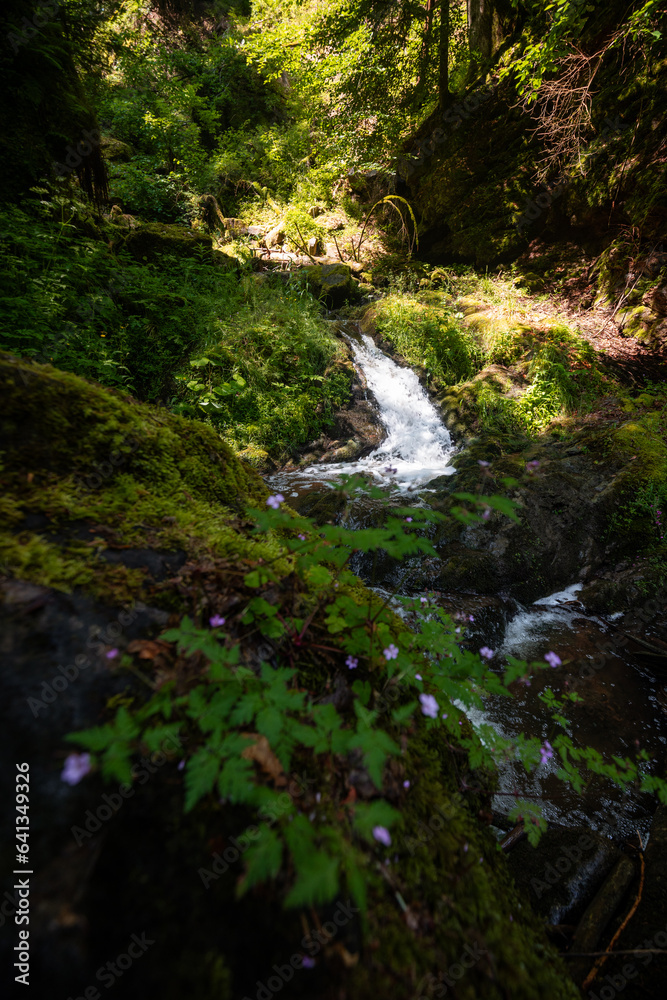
[270,331,456,496]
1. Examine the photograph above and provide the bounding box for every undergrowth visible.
[370,291,615,436]
[0,196,351,458]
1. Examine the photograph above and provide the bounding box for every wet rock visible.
[607,802,667,998]
[567,853,636,986]
[507,827,622,925]
[323,439,362,462]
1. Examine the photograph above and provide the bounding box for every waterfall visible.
[273,332,456,494]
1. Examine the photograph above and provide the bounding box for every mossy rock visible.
[212,249,241,273]
[616,304,656,338]
[303,262,358,306]
[121,223,213,262]
[100,135,134,162]
[0,351,267,601]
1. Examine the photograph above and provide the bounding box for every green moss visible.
[100,136,134,162]
[0,351,279,602]
[121,223,213,262]
[302,262,358,305]
[353,730,579,999]
[358,292,610,439]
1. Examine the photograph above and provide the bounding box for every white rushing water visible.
[292,332,456,492]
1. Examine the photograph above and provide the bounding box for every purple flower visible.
[177,759,185,771]
[403,779,410,789]
[441,713,448,719]
[384,466,397,475]
[419,693,439,718]
[346,655,358,669]
[545,651,561,668]
[479,646,494,660]
[106,648,119,660]
[468,615,474,622]
[383,643,399,660]
[526,460,541,473]
[420,596,428,605]
[373,825,392,847]
[61,752,92,786]
[540,741,554,765]
[302,955,316,968]
[297,533,306,541]
[266,493,285,509]
[481,508,491,520]
[405,517,413,522]
[209,615,226,627]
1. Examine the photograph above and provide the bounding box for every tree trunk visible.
[438,0,450,110]
[468,0,494,61]
[467,0,510,80]
[415,0,435,103]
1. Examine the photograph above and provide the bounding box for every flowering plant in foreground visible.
[65,473,667,909]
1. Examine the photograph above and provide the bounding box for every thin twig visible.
[582,831,646,990]
[331,233,347,263]
[563,949,667,958]
[294,221,318,263]
[284,229,316,265]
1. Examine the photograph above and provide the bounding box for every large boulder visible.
[121,223,212,262]
[303,263,358,306]
[100,136,134,163]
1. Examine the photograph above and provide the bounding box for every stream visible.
[268,329,667,843]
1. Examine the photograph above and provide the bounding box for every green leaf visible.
[217,756,255,803]
[342,852,367,913]
[65,723,115,751]
[284,851,340,908]
[142,724,182,753]
[239,824,283,893]
[184,748,220,812]
[391,701,416,724]
[256,706,283,745]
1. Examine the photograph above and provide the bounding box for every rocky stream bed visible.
[266,313,667,999]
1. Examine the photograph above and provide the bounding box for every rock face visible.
[506,827,622,926]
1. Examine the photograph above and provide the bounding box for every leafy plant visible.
[67,478,667,907]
